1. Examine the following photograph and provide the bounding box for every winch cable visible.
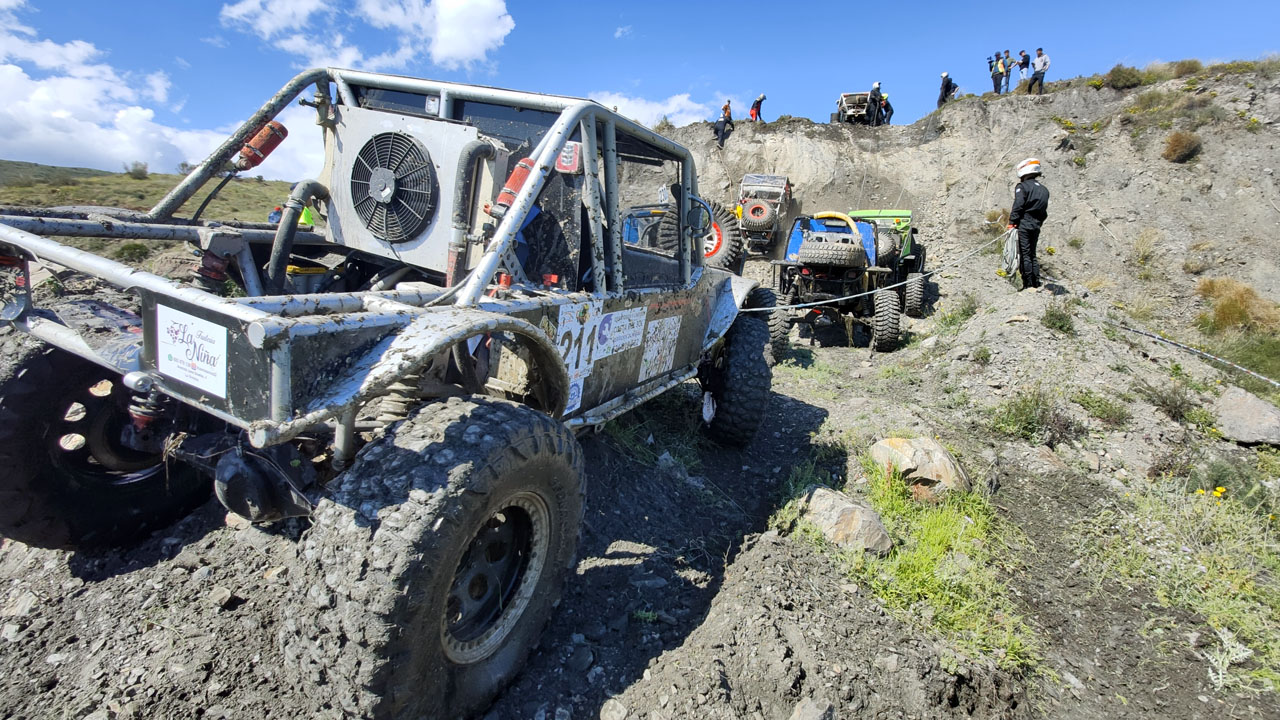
[1100,320,1280,389]
[741,228,1011,313]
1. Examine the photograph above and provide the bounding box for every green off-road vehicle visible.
[0,68,773,718]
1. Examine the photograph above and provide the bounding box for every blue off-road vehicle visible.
[772,209,926,351]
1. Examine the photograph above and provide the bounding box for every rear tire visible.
[701,316,772,446]
[0,347,209,549]
[279,397,584,719]
[870,289,901,352]
[739,200,776,232]
[656,200,744,271]
[904,272,925,317]
[745,287,790,366]
[796,239,864,267]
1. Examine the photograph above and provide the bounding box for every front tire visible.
[904,272,925,317]
[280,397,585,719]
[701,315,772,446]
[0,347,209,549]
[870,289,901,352]
[745,287,790,367]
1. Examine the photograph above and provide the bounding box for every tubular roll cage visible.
[0,67,704,461]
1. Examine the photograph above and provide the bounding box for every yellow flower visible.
[1215,486,1225,492]
[1195,489,1206,495]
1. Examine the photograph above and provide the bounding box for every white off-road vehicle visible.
[0,68,774,718]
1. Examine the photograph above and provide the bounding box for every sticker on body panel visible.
[596,306,645,357]
[156,305,227,398]
[639,315,682,381]
[557,300,603,381]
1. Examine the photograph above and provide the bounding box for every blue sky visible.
[2,0,1276,180]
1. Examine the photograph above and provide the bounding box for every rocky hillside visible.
[1,64,1278,720]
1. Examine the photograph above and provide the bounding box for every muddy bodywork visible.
[0,68,757,478]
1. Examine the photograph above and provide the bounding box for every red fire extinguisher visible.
[236,121,288,170]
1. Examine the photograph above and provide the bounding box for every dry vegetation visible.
[1163,131,1203,163]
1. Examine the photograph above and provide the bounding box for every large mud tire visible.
[904,272,925,317]
[280,396,585,719]
[739,200,776,232]
[796,239,864,267]
[656,200,744,271]
[702,316,772,446]
[745,286,790,367]
[0,347,209,549]
[870,289,901,352]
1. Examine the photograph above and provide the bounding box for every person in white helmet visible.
[749,94,766,122]
[1008,158,1050,289]
[938,72,958,108]
[867,82,882,126]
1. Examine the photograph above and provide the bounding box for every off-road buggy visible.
[831,92,875,124]
[735,173,793,255]
[0,68,773,718]
[772,209,926,351]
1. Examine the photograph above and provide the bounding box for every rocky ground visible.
[2,66,1279,719]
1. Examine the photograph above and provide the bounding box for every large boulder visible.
[869,437,972,493]
[797,486,892,556]
[1213,387,1280,446]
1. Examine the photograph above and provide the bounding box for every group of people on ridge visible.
[987,48,1051,95]
[713,94,769,148]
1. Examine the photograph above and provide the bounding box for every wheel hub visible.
[442,491,550,664]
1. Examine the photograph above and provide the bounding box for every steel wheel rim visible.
[703,221,724,258]
[49,376,166,486]
[442,490,551,664]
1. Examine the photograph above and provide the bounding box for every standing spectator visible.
[714,100,734,148]
[1002,51,1014,93]
[1029,48,1050,95]
[880,94,894,125]
[991,51,1005,94]
[749,94,766,122]
[1017,50,1031,86]
[867,82,882,126]
[1008,158,1050,290]
[938,72,958,108]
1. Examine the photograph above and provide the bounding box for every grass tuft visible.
[991,386,1082,448]
[1197,278,1280,334]
[936,292,979,335]
[1040,300,1076,334]
[1071,389,1131,428]
[1132,378,1197,423]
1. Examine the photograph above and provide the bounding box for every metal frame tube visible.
[602,119,622,293]
[235,244,265,296]
[149,68,329,220]
[0,216,327,246]
[0,223,269,324]
[578,114,608,295]
[270,346,292,422]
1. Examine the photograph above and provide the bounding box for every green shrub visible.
[1162,131,1202,163]
[653,115,675,134]
[972,346,992,366]
[1041,300,1076,334]
[1106,64,1144,89]
[1132,378,1196,422]
[124,161,149,180]
[1086,77,1105,89]
[112,242,152,264]
[936,292,980,334]
[1173,59,1204,77]
[991,386,1082,448]
[1067,236,1084,249]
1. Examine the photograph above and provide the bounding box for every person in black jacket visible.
[1008,158,1050,289]
[938,72,957,107]
[867,82,882,126]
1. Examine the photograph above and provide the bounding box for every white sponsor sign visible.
[156,305,228,398]
[596,306,646,358]
[639,316,682,381]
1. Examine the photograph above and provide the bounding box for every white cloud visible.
[588,91,712,128]
[219,0,328,40]
[0,3,321,181]
[143,71,170,103]
[614,25,631,39]
[174,56,191,69]
[220,0,513,71]
[200,35,229,48]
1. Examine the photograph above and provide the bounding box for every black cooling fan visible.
[349,132,437,243]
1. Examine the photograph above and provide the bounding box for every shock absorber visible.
[123,388,175,454]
